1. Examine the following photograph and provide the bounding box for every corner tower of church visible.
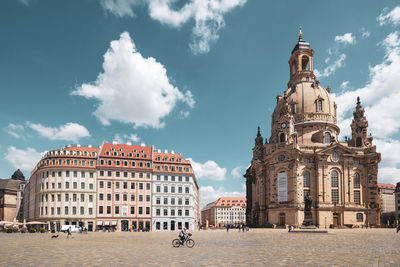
[245,29,381,228]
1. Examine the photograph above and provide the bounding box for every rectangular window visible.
[89,183,93,190]
[57,194,61,202]
[116,171,120,177]
[178,187,182,193]
[58,182,61,189]
[185,199,189,205]
[81,194,85,202]
[99,181,104,188]
[121,182,127,189]
[178,209,182,216]
[115,194,120,201]
[72,207,76,215]
[89,208,93,215]
[145,195,150,202]
[164,175,168,181]
[107,181,112,189]
[80,207,84,215]
[52,183,55,189]
[66,171,70,177]
[185,210,189,216]
[146,183,150,190]
[131,172,135,178]
[139,173,143,179]
[89,195,93,202]
[164,209,168,216]
[156,175,161,181]
[90,172,94,178]
[131,194,135,201]
[139,207,143,215]
[171,209,175,216]
[65,194,69,202]
[99,193,104,201]
[156,209,160,216]
[124,172,128,178]
[156,198,160,205]
[107,206,111,214]
[131,182,135,190]
[178,176,182,182]
[107,171,112,177]
[354,190,361,205]
[164,198,168,205]
[65,206,69,215]
[73,182,77,189]
[115,206,119,214]
[123,194,127,201]
[185,176,189,182]
[146,207,150,215]
[107,194,111,201]
[332,189,339,204]
[131,206,135,215]
[156,186,161,193]
[139,195,143,202]
[185,187,189,194]
[81,171,85,178]
[139,183,143,190]
[73,194,77,202]
[164,186,168,193]
[57,207,61,215]
[171,198,175,205]
[74,171,78,178]
[100,171,104,177]
[171,186,175,193]
[178,198,182,205]
[81,182,85,189]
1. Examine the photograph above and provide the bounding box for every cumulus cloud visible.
[378,6,400,26]
[6,123,25,139]
[100,0,247,54]
[314,53,346,78]
[200,185,244,207]
[17,0,31,5]
[187,158,226,181]
[231,166,245,179]
[335,33,356,45]
[333,31,400,139]
[27,122,90,143]
[374,138,400,184]
[5,146,44,172]
[113,133,140,143]
[72,32,194,128]
[340,81,350,91]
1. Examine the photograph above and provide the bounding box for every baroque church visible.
[245,29,381,228]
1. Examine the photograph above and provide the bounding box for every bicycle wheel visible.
[186,239,195,248]
[172,239,181,247]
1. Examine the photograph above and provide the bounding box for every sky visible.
[1,0,400,206]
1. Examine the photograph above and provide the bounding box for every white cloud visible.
[333,31,400,139]
[6,123,25,139]
[72,32,194,128]
[113,133,140,143]
[231,166,245,179]
[5,146,44,172]
[375,138,400,184]
[187,158,226,181]
[378,6,400,26]
[100,0,143,17]
[200,185,244,207]
[335,33,356,45]
[100,0,247,54]
[27,122,90,143]
[340,81,350,91]
[314,53,346,78]
[361,28,371,39]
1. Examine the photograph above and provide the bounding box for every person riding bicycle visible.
[179,227,188,245]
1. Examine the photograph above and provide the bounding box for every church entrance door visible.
[333,213,339,226]
[279,213,285,225]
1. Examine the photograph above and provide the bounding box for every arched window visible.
[324,132,331,143]
[279,133,286,143]
[316,99,323,112]
[331,170,339,187]
[354,173,360,189]
[301,55,310,70]
[356,137,362,147]
[303,171,310,187]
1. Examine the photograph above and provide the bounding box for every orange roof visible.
[152,151,191,164]
[100,143,152,158]
[215,197,246,207]
[378,183,396,190]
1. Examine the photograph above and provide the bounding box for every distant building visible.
[201,197,246,226]
[0,169,26,222]
[395,182,400,221]
[378,183,396,213]
[152,149,200,231]
[24,145,99,231]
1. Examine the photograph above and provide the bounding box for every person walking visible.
[67,226,72,238]
[226,224,229,232]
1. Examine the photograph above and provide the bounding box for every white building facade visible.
[152,150,200,231]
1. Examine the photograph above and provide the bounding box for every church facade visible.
[245,30,381,228]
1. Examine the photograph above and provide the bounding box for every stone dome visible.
[11,169,25,181]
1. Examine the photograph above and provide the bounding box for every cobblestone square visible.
[1,228,400,266]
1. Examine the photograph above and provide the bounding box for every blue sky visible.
[1,0,400,205]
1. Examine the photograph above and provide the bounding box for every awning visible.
[112,221,117,226]
[104,221,110,226]
[97,221,102,225]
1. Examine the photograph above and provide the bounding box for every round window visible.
[278,154,285,162]
[331,151,339,162]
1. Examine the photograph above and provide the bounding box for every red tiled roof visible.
[215,197,246,208]
[378,183,396,190]
[100,143,152,158]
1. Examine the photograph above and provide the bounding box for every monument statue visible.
[302,195,314,227]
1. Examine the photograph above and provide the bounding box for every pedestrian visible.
[238,223,241,232]
[67,226,72,238]
[227,224,229,232]
[397,224,400,233]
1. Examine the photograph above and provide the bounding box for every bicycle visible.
[172,233,195,248]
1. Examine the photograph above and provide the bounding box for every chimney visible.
[140,141,145,147]
[171,150,175,154]
[164,149,168,154]
[157,149,161,153]
[77,144,81,147]
[88,145,92,148]
[127,141,132,146]
[112,140,118,145]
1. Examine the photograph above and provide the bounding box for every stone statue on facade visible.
[302,195,314,227]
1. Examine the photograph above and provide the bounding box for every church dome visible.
[11,169,25,181]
